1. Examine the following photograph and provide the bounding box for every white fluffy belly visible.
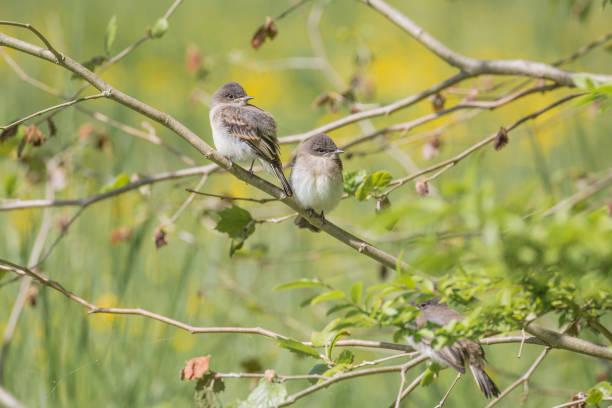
[291,166,343,213]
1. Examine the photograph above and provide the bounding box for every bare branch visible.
[0,92,107,131]
[526,324,612,360]
[0,30,416,275]
[0,165,217,211]
[0,385,26,408]
[0,20,63,62]
[279,355,429,407]
[382,93,581,196]
[435,372,462,408]
[359,0,612,86]
[186,189,278,204]
[541,168,612,216]
[278,72,468,144]
[389,370,427,408]
[485,347,551,408]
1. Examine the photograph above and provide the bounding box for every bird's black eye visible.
[316,148,325,153]
[417,302,426,309]
[225,93,234,99]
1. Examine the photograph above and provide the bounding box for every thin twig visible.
[541,169,612,216]
[393,365,408,408]
[279,355,429,407]
[484,347,551,408]
[166,175,209,226]
[390,370,428,408]
[0,93,107,131]
[383,94,582,196]
[186,189,278,203]
[551,396,612,408]
[0,20,63,62]
[435,372,462,408]
[0,385,26,408]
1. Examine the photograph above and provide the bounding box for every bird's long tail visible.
[294,216,320,232]
[469,365,500,399]
[272,164,293,197]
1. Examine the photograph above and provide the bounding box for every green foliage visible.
[586,381,612,405]
[573,74,612,112]
[344,170,393,201]
[236,379,287,408]
[276,338,320,358]
[215,205,256,256]
[104,15,117,55]
[100,173,130,193]
[194,374,225,408]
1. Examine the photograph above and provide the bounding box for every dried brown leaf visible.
[0,125,19,143]
[154,227,168,249]
[181,355,211,381]
[47,118,57,137]
[24,124,46,146]
[264,16,278,39]
[314,93,331,107]
[251,26,267,50]
[429,92,446,112]
[493,126,509,151]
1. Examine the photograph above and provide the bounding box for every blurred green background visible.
[1,0,611,407]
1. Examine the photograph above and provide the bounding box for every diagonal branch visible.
[0,29,415,275]
[359,0,612,86]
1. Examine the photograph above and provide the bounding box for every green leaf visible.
[237,379,287,408]
[307,364,328,384]
[328,329,350,359]
[350,281,362,304]
[310,290,345,305]
[100,173,130,193]
[273,279,325,291]
[277,338,319,358]
[420,367,435,387]
[104,15,117,55]
[343,169,367,196]
[336,349,354,365]
[370,171,392,190]
[586,387,603,405]
[151,18,169,39]
[573,73,598,90]
[215,205,253,238]
[586,381,612,404]
[355,174,374,200]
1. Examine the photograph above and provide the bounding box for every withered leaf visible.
[181,355,211,381]
[314,93,331,107]
[185,45,202,75]
[430,92,446,112]
[0,125,20,143]
[493,126,509,151]
[376,196,391,213]
[251,16,277,50]
[47,118,57,137]
[24,125,46,146]
[154,227,168,249]
[415,180,429,197]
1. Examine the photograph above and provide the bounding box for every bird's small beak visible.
[334,148,344,154]
[240,95,254,102]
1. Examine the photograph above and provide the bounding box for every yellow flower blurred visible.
[172,330,195,352]
[89,293,119,332]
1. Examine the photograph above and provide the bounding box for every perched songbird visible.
[407,298,500,399]
[290,134,344,232]
[209,82,292,197]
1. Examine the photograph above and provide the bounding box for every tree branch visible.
[382,93,582,196]
[359,0,612,86]
[0,30,416,276]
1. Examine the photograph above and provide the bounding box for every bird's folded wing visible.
[220,105,280,162]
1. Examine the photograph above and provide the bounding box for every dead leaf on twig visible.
[251,17,278,50]
[181,355,211,381]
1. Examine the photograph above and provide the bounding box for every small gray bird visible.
[290,134,344,232]
[209,82,292,197]
[407,299,500,399]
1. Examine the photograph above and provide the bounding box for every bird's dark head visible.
[304,134,344,157]
[415,298,441,310]
[211,82,253,107]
